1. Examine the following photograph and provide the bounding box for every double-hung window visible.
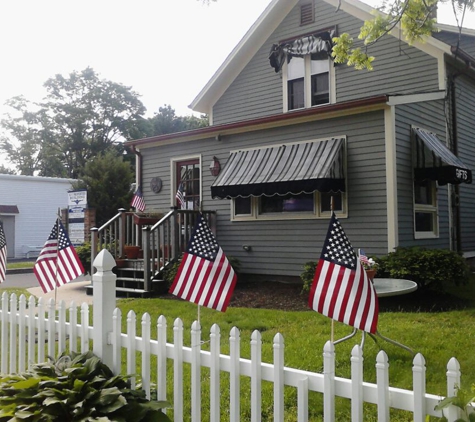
[413,179,438,238]
[287,56,331,109]
[286,56,331,111]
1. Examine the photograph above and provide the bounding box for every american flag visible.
[175,182,185,208]
[169,214,237,312]
[308,212,379,334]
[33,219,85,293]
[131,186,146,212]
[0,223,6,283]
[359,249,370,266]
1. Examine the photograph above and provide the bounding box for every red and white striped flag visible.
[309,212,379,333]
[34,219,85,293]
[169,214,237,312]
[131,186,146,212]
[0,223,6,283]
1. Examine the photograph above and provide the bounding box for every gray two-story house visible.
[125,0,475,282]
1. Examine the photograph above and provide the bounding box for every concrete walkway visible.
[26,280,93,305]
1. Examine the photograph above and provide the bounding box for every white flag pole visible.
[330,196,334,344]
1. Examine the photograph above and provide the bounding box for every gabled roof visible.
[189,0,465,114]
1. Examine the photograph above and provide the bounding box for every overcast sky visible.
[0,0,473,166]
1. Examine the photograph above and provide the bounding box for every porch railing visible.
[90,209,216,291]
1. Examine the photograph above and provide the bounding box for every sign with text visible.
[68,190,87,244]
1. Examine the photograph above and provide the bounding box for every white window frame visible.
[231,191,347,221]
[170,154,202,208]
[283,56,335,112]
[413,179,439,239]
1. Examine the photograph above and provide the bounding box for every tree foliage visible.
[71,150,134,226]
[136,105,208,138]
[0,68,146,178]
[332,0,475,70]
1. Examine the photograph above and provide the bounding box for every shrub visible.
[75,242,91,274]
[300,247,472,292]
[0,351,171,421]
[300,261,317,293]
[375,247,472,288]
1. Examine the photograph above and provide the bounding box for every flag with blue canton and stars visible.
[308,212,378,333]
[169,213,237,312]
[34,219,84,293]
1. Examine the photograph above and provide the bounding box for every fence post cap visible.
[93,249,115,272]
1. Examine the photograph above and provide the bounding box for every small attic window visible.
[300,1,314,25]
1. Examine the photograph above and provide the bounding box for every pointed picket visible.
[174,318,184,422]
[142,313,151,399]
[376,350,390,422]
[18,295,27,372]
[323,341,335,422]
[251,330,262,422]
[230,326,241,422]
[9,293,17,374]
[210,323,221,422]
[273,333,285,422]
[351,345,364,422]
[127,310,137,389]
[191,320,201,422]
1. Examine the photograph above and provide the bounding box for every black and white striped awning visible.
[269,31,334,73]
[413,127,472,185]
[211,138,345,199]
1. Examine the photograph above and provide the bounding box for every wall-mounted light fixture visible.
[242,245,252,252]
[209,156,221,177]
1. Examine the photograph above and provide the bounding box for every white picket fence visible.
[0,251,468,421]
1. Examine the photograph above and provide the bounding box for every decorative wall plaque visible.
[150,177,162,193]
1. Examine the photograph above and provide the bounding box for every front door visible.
[175,159,200,210]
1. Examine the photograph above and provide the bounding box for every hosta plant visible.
[0,351,171,421]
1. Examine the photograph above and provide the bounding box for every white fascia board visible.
[387,91,446,106]
[189,0,298,114]
[436,23,475,37]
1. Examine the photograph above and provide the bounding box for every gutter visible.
[127,95,389,148]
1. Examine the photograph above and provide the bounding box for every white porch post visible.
[92,249,117,369]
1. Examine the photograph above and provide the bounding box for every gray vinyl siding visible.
[395,101,450,249]
[140,110,388,278]
[432,31,475,57]
[212,0,440,125]
[454,71,475,252]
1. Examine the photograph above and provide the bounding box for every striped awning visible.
[413,127,472,185]
[211,138,345,199]
[269,31,334,73]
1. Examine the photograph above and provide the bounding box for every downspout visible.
[131,145,143,190]
[448,74,461,252]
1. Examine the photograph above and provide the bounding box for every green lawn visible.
[2,279,474,421]
[6,261,35,269]
[115,280,475,421]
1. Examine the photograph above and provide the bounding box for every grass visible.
[6,261,35,269]
[2,278,474,420]
[114,280,475,421]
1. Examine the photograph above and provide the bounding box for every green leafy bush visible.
[300,247,472,292]
[300,261,317,293]
[75,242,91,274]
[0,351,171,421]
[376,247,472,288]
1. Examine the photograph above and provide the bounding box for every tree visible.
[72,150,134,226]
[135,105,208,138]
[0,68,146,178]
[333,0,475,70]
[0,164,15,175]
